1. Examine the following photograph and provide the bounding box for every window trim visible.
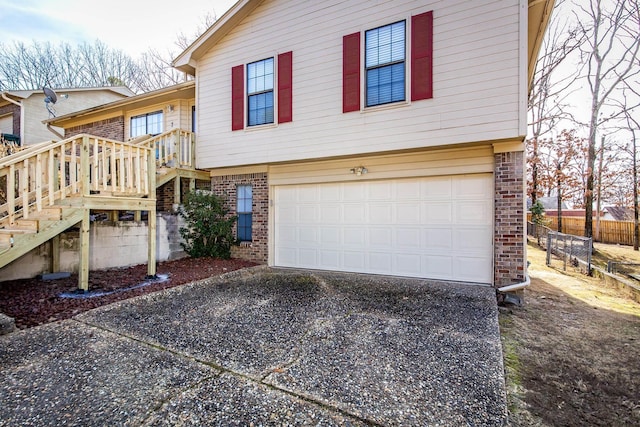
[364,20,407,108]
[231,51,293,131]
[237,184,253,242]
[130,110,163,138]
[247,57,275,127]
[342,10,433,114]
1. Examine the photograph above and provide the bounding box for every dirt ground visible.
[501,242,640,426]
[0,257,257,329]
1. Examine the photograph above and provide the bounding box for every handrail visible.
[143,128,196,169]
[0,133,155,226]
[0,140,56,166]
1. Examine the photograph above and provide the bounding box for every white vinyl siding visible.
[195,0,524,169]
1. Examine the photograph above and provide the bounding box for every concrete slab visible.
[76,268,506,425]
[0,320,217,426]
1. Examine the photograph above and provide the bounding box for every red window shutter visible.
[411,11,433,101]
[278,51,293,123]
[342,32,361,113]
[231,64,244,131]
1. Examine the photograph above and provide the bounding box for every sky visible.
[0,0,238,58]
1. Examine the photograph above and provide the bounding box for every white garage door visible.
[274,174,493,284]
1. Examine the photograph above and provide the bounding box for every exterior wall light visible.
[350,166,368,176]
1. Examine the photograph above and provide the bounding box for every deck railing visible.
[0,134,154,225]
[142,129,196,169]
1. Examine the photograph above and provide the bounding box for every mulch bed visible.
[0,257,257,330]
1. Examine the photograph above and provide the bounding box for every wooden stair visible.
[0,207,84,268]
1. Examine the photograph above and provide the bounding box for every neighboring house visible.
[46,81,195,142]
[45,81,206,212]
[603,206,634,221]
[171,0,555,287]
[0,86,133,146]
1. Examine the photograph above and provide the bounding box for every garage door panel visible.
[424,255,454,278]
[396,203,421,223]
[454,256,492,281]
[320,205,341,222]
[319,250,340,268]
[274,175,492,283]
[368,252,393,272]
[455,201,492,224]
[424,202,452,223]
[343,228,366,246]
[369,228,392,247]
[454,228,492,251]
[344,251,366,270]
[319,185,341,201]
[423,177,452,199]
[320,227,340,245]
[424,228,453,249]
[344,183,369,201]
[369,204,393,223]
[396,228,421,248]
[395,254,422,275]
[344,205,366,223]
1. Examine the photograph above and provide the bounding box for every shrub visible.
[178,190,237,258]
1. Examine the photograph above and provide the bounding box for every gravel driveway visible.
[0,267,506,426]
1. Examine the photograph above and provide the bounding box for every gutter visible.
[1,92,21,106]
[497,274,531,293]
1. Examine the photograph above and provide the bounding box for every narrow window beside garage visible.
[237,184,252,241]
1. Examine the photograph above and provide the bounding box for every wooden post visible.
[147,148,157,278]
[78,210,90,291]
[174,176,181,205]
[51,235,60,273]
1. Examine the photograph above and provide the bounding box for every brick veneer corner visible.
[494,151,526,287]
[212,173,268,264]
[0,104,21,138]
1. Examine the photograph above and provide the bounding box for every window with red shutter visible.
[342,32,361,113]
[231,65,244,131]
[411,11,434,101]
[278,51,293,123]
[342,10,433,113]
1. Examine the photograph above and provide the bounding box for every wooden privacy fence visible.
[528,214,636,246]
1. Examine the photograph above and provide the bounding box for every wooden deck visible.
[0,129,208,290]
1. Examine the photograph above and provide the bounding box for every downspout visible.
[46,123,64,139]
[497,274,531,293]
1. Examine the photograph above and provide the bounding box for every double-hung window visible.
[342,11,433,113]
[130,111,163,138]
[365,21,406,107]
[247,58,274,126]
[231,52,292,131]
[237,184,252,241]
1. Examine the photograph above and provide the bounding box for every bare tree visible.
[0,40,142,91]
[537,129,588,230]
[576,0,640,238]
[528,0,585,204]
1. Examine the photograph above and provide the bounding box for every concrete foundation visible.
[0,212,186,281]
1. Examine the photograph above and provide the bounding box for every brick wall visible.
[65,116,124,141]
[494,151,525,287]
[0,104,20,138]
[212,173,268,263]
[157,178,211,212]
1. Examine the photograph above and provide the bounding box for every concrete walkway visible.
[0,268,506,426]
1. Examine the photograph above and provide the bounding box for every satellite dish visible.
[43,87,57,117]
